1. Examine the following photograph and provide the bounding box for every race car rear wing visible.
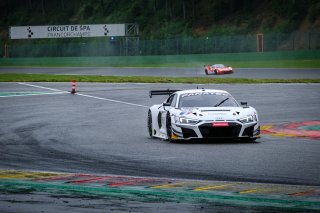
[149,89,180,98]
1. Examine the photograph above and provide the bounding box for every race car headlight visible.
[239,115,254,123]
[177,117,199,125]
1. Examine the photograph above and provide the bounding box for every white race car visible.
[148,89,260,142]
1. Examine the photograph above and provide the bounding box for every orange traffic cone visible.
[71,80,76,94]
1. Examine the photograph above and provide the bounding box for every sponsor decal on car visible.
[181,92,227,98]
[212,122,229,127]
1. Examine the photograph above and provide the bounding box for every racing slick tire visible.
[166,112,173,142]
[147,110,154,138]
[205,69,208,75]
[214,69,218,75]
[241,138,257,143]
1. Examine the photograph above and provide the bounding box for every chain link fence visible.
[3,31,320,57]
[7,41,123,57]
[139,34,257,55]
[0,41,3,57]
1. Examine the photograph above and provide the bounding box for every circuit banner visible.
[9,24,126,39]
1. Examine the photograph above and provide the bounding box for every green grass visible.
[0,51,319,68]
[0,73,319,84]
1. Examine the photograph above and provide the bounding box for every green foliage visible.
[1,0,319,41]
[0,51,319,68]
[0,73,319,84]
[308,2,320,22]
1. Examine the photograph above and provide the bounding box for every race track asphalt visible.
[1,67,320,79]
[0,82,319,186]
[1,81,320,212]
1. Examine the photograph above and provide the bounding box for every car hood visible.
[177,107,250,121]
[217,67,231,70]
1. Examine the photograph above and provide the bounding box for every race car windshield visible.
[179,93,238,108]
[215,64,225,68]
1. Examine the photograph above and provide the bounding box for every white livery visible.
[147,89,260,142]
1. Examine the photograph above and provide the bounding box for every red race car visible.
[204,64,233,75]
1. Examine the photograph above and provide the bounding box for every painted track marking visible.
[194,184,233,191]
[108,178,156,187]
[18,82,64,92]
[151,182,189,189]
[16,82,149,108]
[1,170,320,210]
[262,121,320,139]
[239,189,260,194]
[76,93,148,108]
[0,91,68,98]
[289,190,318,197]
[70,176,113,184]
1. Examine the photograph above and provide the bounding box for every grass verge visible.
[0,73,319,84]
[0,51,319,68]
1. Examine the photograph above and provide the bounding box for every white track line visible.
[76,93,149,108]
[0,91,68,98]
[17,82,149,108]
[18,82,64,92]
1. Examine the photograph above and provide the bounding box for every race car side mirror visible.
[241,102,248,108]
[163,102,170,110]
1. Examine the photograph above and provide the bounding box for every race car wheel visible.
[166,113,173,141]
[205,69,208,75]
[214,69,218,75]
[147,110,153,138]
[242,138,257,143]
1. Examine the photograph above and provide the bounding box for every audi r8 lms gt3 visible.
[148,89,260,142]
[204,64,233,75]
